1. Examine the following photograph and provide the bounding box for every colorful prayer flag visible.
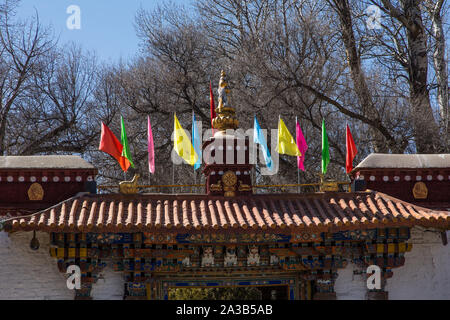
[174,114,198,166]
[148,116,155,174]
[192,112,202,170]
[296,119,308,171]
[322,119,330,174]
[120,116,135,168]
[276,117,301,156]
[99,122,131,172]
[346,124,357,173]
[253,116,273,170]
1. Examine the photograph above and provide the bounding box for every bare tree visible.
[371,0,441,152]
[0,0,54,154]
[4,0,446,189]
[425,0,449,151]
[327,0,396,153]
[10,44,100,155]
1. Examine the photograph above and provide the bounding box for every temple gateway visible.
[0,76,449,300]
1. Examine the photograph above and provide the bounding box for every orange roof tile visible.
[3,191,449,233]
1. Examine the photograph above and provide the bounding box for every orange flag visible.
[99,122,131,172]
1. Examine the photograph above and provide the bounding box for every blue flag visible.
[192,112,202,170]
[253,116,273,170]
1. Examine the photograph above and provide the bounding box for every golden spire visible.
[212,70,239,131]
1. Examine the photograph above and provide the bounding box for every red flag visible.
[210,81,216,132]
[346,124,357,173]
[99,122,131,172]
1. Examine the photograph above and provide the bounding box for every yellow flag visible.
[276,118,302,156]
[174,114,198,166]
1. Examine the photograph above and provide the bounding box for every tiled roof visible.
[3,191,449,233]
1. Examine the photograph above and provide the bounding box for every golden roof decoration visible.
[212,70,239,131]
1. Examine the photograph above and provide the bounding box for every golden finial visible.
[212,70,239,131]
[119,174,140,194]
[217,70,229,112]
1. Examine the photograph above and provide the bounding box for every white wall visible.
[335,262,367,300]
[1,227,448,300]
[386,228,450,300]
[0,231,126,300]
[90,261,125,300]
[335,227,450,300]
[0,231,74,300]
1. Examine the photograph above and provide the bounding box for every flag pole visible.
[296,116,300,193]
[122,113,126,182]
[173,112,175,192]
[192,110,195,193]
[148,114,151,188]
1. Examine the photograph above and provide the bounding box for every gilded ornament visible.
[222,170,237,197]
[238,180,251,192]
[320,180,338,192]
[28,182,44,201]
[412,182,428,199]
[222,171,237,186]
[210,180,223,192]
[119,174,140,194]
[212,70,239,130]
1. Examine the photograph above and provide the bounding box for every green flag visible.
[120,116,135,168]
[321,119,330,174]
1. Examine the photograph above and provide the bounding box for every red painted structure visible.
[0,155,97,217]
[350,154,450,211]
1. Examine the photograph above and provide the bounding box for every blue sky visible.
[15,0,193,63]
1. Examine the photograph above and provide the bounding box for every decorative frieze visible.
[48,227,413,299]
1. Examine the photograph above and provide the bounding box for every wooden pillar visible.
[367,291,388,300]
[299,278,306,300]
[367,277,388,300]
[306,280,312,300]
[146,278,160,300]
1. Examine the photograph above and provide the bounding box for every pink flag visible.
[296,120,308,171]
[148,116,155,174]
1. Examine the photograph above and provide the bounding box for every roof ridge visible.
[374,190,449,214]
[0,192,88,227]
